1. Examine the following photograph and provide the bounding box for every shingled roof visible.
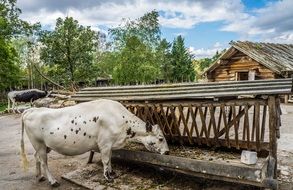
[204,41,293,76]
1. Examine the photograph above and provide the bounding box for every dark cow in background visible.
[8,89,50,113]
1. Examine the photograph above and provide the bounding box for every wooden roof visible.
[204,41,293,76]
[72,78,292,102]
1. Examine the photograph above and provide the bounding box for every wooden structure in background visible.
[203,41,293,82]
[72,78,293,189]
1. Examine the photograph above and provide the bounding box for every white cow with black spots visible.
[20,99,169,187]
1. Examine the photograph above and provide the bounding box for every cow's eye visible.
[159,137,163,142]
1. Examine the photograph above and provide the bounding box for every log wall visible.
[207,52,280,82]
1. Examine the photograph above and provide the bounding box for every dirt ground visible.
[0,104,293,190]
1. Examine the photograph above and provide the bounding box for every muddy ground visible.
[0,104,293,190]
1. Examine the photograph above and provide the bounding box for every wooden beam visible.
[268,96,278,178]
[112,149,268,186]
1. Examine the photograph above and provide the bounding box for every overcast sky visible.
[17,0,293,59]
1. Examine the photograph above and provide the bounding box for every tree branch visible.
[32,64,66,90]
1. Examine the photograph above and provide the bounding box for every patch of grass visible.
[0,102,7,112]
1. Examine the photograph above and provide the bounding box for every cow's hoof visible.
[105,171,115,182]
[109,171,117,179]
[51,181,60,187]
[37,176,46,182]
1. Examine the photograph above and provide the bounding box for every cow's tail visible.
[20,112,29,171]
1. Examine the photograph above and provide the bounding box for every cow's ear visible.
[145,121,152,133]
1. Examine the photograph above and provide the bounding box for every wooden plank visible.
[112,149,267,185]
[232,105,239,149]
[183,106,191,136]
[123,99,267,108]
[261,105,267,142]
[221,104,230,148]
[276,97,281,138]
[255,103,260,151]
[79,82,288,96]
[252,106,256,141]
[72,87,292,102]
[216,107,222,145]
[74,84,291,97]
[81,78,292,91]
[245,105,250,150]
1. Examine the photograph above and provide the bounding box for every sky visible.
[17,0,293,59]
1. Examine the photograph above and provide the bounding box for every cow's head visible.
[142,122,169,155]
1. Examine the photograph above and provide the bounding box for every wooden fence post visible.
[268,96,278,178]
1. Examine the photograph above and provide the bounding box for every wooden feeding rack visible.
[72,78,293,189]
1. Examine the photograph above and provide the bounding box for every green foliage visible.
[100,12,197,85]
[109,10,161,50]
[0,38,20,90]
[0,102,7,112]
[156,39,173,82]
[112,36,160,84]
[40,17,98,88]
[0,0,35,91]
[0,0,32,39]
[193,50,225,80]
[197,50,223,70]
[171,35,195,82]
[107,11,161,85]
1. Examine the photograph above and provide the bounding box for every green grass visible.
[0,102,7,112]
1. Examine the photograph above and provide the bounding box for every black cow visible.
[8,89,50,113]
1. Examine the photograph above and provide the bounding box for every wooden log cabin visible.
[203,41,293,82]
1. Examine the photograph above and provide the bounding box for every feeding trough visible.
[72,78,293,189]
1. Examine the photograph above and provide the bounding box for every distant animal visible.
[20,99,169,187]
[7,89,50,112]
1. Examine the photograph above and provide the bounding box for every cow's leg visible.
[30,98,34,107]
[107,151,117,179]
[11,99,16,113]
[7,97,10,111]
[100,147,114,182]
[87,151,95,164]
[37,146,59,187]
[34,152,46,182]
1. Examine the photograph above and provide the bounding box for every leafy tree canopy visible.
[109,10,161,50]
[40,17,99,89]
[0,0,38,91]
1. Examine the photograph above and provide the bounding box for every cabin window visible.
[236,72,249,80]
